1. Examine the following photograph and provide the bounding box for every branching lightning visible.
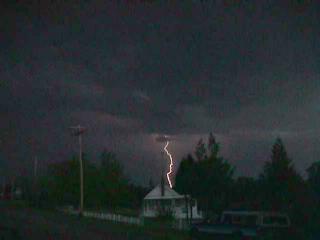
[164,141,173,188]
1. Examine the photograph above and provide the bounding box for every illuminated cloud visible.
[155,135,172,143]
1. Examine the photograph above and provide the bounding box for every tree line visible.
[20,150,148,212]
[174,133,320,234]
[14,133,320,235]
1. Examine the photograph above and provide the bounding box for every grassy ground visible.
[0,201,189,240]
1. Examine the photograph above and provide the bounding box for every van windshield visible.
[263,216,288,226]
[222,214,258,226]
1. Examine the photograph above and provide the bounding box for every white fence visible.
[59,208,142,226]
[58,207,193,230]
[83,211,142,225]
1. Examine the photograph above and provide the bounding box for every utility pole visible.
[32,155,38,206]
[2,180,5,199]
[34,156,38,179]
[160,151,165,196]
[185,195,189,224]
[29,137,39,203]
[190,197,193,225]
[70,125,86,217]
[11,177,15,200]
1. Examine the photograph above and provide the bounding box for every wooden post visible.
[190,197,193,225]
[79,133,84,217]
[11,178,15,200]
[185,195,189,224]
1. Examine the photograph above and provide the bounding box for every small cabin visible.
[142,184,203,220]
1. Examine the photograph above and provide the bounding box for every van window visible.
[222,214,232,224]
[232,215,243,225]
[263,216,288,226]
[246,216,258,226]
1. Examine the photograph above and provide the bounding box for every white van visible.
[221,211,291,228]
[191,210,291,239]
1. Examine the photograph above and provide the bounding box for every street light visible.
[70,125,86,217]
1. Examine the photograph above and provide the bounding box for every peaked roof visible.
[144,185,185,200]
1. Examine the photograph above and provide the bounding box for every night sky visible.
[1,1,320,185]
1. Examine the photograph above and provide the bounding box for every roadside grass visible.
[0,199,28,208]
[0,200,190,240]
[61,211,190,240]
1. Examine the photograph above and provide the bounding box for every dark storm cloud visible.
[1,1,320,184]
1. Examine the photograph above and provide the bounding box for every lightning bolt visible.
[164,141,173,188]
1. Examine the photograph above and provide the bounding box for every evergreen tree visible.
[305,161,320,233]
[197,135,234,215]
[174,154,196,195]
[148,178,154,191]
[208,132,219,157]
[307,161,320,201]
[175,133,234,218]
[195,139,206,161]
[259,138,302,211]
[232,177,259,210]
[99,150,128,208]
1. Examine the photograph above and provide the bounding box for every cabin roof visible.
[144,185,185,200]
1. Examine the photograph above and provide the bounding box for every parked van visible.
[191,210,291,239]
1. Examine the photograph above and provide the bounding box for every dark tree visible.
[306,161,320,233]
[197,137,234,216]
[175,133,234,218]
[41,151,135,209]
[44,155,97,207]
[174,154,196,195]
[231,177,259,210]
[307,161,320,201]
[99,150,129,208]
[208,132,219,157]
[100,150,121,174]
[259,138,302,211]
[195,139,207,161]
[148,177,154,191]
